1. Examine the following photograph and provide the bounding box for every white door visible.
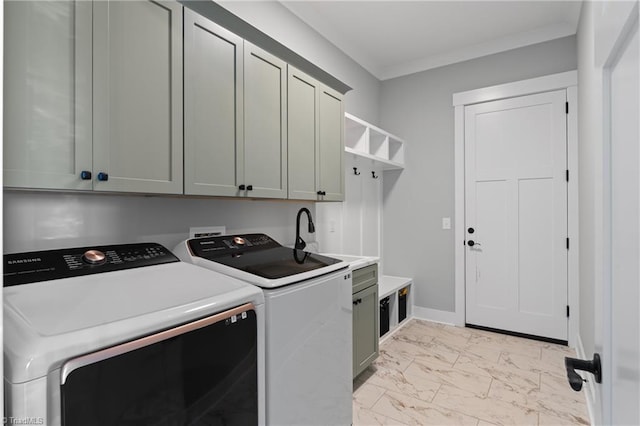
[465,90,568,341]
[603,11,639,425]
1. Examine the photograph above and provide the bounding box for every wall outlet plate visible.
[189,226,226,239]
[442,217,451,230]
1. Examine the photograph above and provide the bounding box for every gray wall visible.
[218,1,381,124]
[379,36,578,312]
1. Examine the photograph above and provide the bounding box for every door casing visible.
[453,71,579,347]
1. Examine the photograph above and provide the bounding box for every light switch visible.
[442,217,451,230]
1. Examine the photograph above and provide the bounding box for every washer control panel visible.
[188,233,279,259]
[4,243,178,287]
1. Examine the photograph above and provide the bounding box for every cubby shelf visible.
[379,275,413,343]
[345,113,405,170]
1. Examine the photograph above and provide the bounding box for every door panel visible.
[318,87,345,201]
[465,90,568,340]
[474,180,510,311]
[243,43,287,198]
[93,0,183,194]
[184,10,243,196]
[518,178,555,316]
[287,68,318,200]
[353,284,378,378]
[3,0,92,190]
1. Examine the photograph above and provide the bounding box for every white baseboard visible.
[575,333,597,426]
[412,306,458,326]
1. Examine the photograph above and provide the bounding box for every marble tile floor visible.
[353,319,590,426]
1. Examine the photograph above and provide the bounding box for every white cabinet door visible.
[465,90,568,341]
[184,9,243,197]
[287,67,318,200]
[4,1,92,190]
[243,42,287,199]
[318,86,345,201]
[93,0,183,194]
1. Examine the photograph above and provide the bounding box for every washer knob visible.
[83,250,107,265]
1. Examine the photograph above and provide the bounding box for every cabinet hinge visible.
[566,238,570,250]
[567,305,570,318]
[566,169,569,182]
[566,102,569,114]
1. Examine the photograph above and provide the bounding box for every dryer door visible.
[60,304,257,426]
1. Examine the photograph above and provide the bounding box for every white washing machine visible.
[4,242,265,426]
[174,234,352,426]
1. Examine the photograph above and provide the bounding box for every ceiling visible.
[280,1,583,80]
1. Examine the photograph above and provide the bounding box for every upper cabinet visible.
[4,1,345,201]
[243,42,288,199]
[93,0,183,194]
[288,67,344,201]
[318,86,345,201]
[4,0,183,194]
[184,11,287,199]
[4,1,92,190]
[184,9,244,197]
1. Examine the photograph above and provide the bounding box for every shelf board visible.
[379,275,412,299]
[344,113,405,170]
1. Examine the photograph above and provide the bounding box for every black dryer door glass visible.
[61,308,258,426]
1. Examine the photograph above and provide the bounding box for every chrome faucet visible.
[295,208,315,250]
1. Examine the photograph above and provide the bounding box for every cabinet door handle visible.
[317,190,326,196]
[80,171,92,180]
[97,172,109,182]
[239,184,246,190]
[247,185,253,191]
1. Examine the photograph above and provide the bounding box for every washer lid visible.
[4,262,264,384]
[182,234,347,288]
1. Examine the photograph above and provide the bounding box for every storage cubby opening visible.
[345,117,368,152]
[369,128,388,160]
[388,138,404,164]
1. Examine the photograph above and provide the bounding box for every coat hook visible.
[372,171,379,179]
[353,167,361,176]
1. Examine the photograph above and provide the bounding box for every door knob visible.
[564,354,601,391]
[468,227,475,234]
[467,240,481,247]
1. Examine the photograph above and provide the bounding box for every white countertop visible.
[320,253,379,270]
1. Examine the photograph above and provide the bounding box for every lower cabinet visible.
[352,264,379,378]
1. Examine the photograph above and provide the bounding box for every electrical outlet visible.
[442,217,451,230]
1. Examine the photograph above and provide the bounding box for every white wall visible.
[218,1,381,124]
[3,190,316,253]
[576,0,603,374]
[379,36,577,313]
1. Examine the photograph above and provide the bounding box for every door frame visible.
[598,2,639,423]
[452,70,579,347]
